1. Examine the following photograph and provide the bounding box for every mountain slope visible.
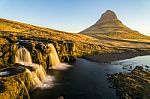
[80,10,150,40]
[0,18,97,42]
[0,18,105,57]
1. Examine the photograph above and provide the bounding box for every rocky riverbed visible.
[83,50,150,63]
[108,66,150,99]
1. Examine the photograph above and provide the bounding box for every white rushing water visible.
[48,44,61,67]
[15,47,32,65]
[15,44,71,89]
[51,63,71,70]
[0,71,10,76]
[48,44,71,70]
[15,47,54,88]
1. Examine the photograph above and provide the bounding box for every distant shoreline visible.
[82,50,150,63]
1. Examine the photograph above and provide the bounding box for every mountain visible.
[80,10,150,40]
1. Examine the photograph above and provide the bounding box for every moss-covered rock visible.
[0,66,34,99]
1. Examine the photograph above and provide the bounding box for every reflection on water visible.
[51,63,71,70]
[112,55,150,71]
[30,55,150,99]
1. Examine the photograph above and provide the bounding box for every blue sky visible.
[0,0,150,35]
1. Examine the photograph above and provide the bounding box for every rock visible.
[57,96,64,99]
[0,66,35,99]
[134,66,143,70]
[108,66,150,99]
[18,40,33,51]
[0,81,5,93]
[69,56,77,62]
[5,34,17,43]
[66,42,75,54]
[0,66,26,77]
[35,43,46,53]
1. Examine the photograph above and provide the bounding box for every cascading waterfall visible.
[26,69,43,87]
[48,44,71,70]
[15,47,32,65]
[15,47,53,88]
[48,44,61,67]
[15,44,70,88]
[34,64,47,82]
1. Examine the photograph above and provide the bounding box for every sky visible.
[0,0,150,35]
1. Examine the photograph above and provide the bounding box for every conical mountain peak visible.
[80,10,130,34]
[96,10,123,26]
[97,10,118,23]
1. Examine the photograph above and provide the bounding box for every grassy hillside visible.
[0,18,107,57]
[0,18,150,57]
[0,18,96,42]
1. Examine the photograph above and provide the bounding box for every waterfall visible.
[15,47,32,65]
[15,47,54,88]
[34,65,47,82]
[26,68,43,87]
[48,44,71,70]
[48,44,61,67]
[15,44,70,89]
[25,66,54,88]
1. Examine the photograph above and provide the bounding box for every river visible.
[30,55,150,99]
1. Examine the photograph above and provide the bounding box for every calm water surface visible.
[30,55,150,99]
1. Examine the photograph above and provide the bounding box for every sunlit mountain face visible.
[80,10,150,40]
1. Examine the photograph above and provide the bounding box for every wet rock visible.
[35,43,46,53]
[108,66,150,99]
[0,81,5,93]
[0,65,35,99]
[18,40,33,51]
[62,56,70,62]
[69,56,77,62]
[0,66,26,77]
[134,66,143,70]
[57,96,64,99]
[5,34,17,43]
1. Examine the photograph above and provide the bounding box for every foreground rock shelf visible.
[0,66,34,99]
[109,66,150,99]
[0,42,66,99]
